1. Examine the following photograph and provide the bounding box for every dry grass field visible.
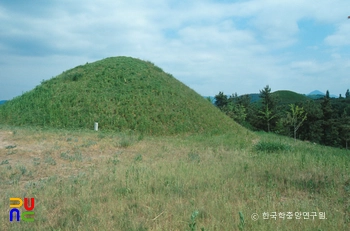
[0,125,349,230]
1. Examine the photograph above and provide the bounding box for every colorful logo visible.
[9,198,35,222]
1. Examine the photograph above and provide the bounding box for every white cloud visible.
[325,23,350,46]
[290,60,331,74]
[0,0,349,99]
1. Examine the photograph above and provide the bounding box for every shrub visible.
[254,141,291,153]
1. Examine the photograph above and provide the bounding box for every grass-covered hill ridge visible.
[272,90,309,104]
[0,56,244,135]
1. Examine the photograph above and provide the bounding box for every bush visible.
[254,141,291,153]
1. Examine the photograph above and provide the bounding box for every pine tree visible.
[259,85,277,110]
[259,85,278,132]
[322,90,332,120]
[345,89,350,99]
[321,90,340,146]
[340,110,350,149]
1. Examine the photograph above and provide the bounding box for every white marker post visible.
[94,122,98,131]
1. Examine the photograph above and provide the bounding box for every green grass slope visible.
[0,57,244,135]
[272,90,309,104]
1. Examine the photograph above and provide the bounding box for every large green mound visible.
[0,57,244,135]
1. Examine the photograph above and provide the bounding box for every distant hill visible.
[0,100,7,105]
[247,90,309,105]
[207,91,308,104]
[246,93,260,103]
[0,57,245,135]
[307,90,338,99]
[307,94,325,100]
[307,90,325,99]
[308,90,324,96]
[272,90,310,104]
[245,90,338,102]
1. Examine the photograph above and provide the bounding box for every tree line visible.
[214,85,350,149]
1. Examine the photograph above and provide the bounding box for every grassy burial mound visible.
[0,57,243,135]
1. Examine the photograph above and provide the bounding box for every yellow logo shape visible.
[10,198,23,208]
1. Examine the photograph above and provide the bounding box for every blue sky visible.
[1,0,349,100]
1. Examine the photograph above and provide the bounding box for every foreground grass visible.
[0,126,349,230]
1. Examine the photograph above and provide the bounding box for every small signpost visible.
[94,122,98,131]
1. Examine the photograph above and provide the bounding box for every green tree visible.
[275,116,292,136]
[340,110,350,149]
[206,96,214,104]
[345,89,350,99]
[258,105,277,132]
[286,104,307,141]
[259,85,278,132]
[321,90,336,145]
[237,94,251,109]
[299,100,323,143]
[246,103,262,131]
[260,85,277,110]
[214,92,228,110]
[214,92,249,125]
[225,103,247,124]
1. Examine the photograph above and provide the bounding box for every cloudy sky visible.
[1,0,349,100]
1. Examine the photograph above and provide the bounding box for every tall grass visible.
[0,126,348,230]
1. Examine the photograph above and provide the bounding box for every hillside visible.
[250,90,309,106]
[246,93,260,103]
[0,57,244,135]
[242,91,308,104]
[272,90,309,104]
